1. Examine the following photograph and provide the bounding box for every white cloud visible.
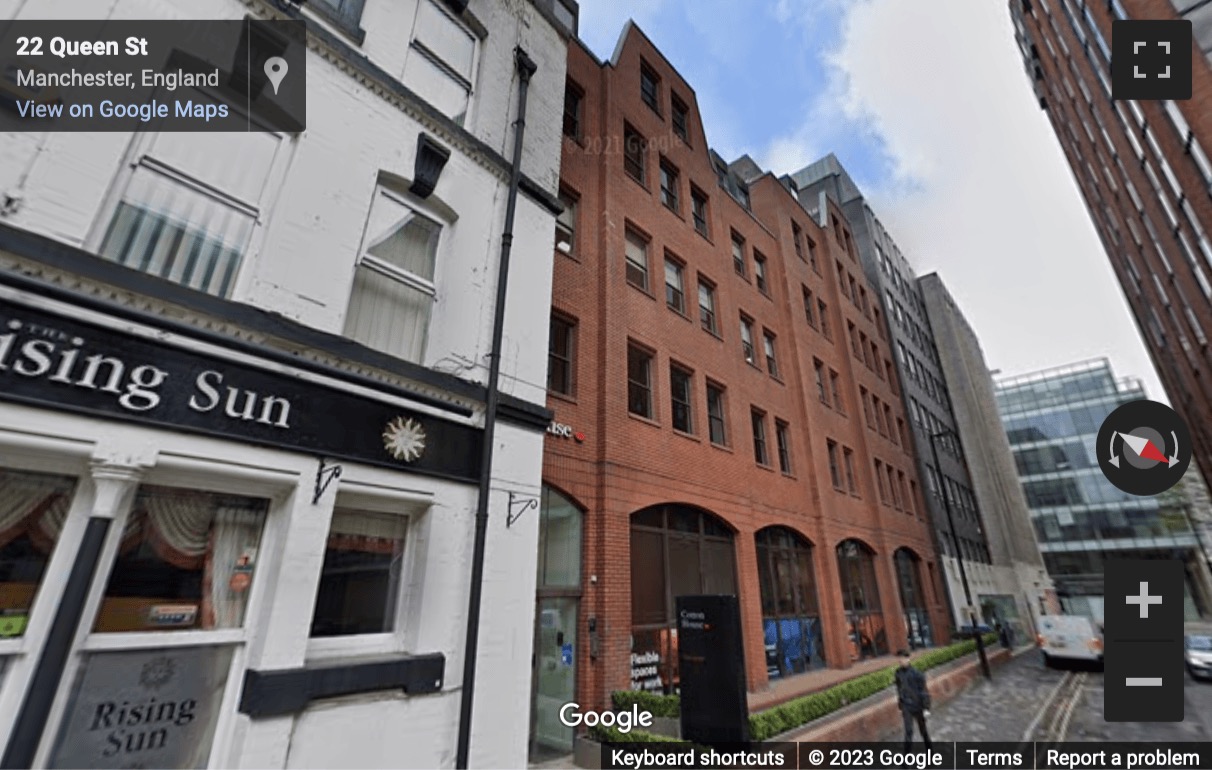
[780,0,1165,397]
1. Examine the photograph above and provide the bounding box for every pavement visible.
[878,648,1212,744]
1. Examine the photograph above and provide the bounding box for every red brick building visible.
[529,23,949,755]
[1008,0,1212,482]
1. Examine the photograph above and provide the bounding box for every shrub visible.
[611,689,680,717]
[748,634,999,741]
[603,635,1002,743]
[588,725,685,743]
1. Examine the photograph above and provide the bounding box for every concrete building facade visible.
[0,1,571,768]
[1008,0,1212,487]
[790,157,998,630]
[995,360,1212,623]
[533,23,948,757]
[919,273,1058,639]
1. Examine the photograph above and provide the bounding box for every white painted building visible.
[0,0,573,767]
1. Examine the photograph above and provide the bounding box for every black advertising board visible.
[676,595,749,745]
[0,297,482,482]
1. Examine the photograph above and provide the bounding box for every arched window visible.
[756,527,825,677]
[894,548,933,649]
[836,539,888,659]
[630,505,736,694]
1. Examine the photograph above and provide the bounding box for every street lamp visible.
[929,428,992,680]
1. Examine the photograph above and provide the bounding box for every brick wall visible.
[545,24,947,716]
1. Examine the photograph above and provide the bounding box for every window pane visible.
[403,50,471,124]
[631,529,665,625]
[311,509,407,637]
[364,193,441,280]
[48,644,235,769]
[344,265,432,362]
[98,167,252,298]
[413,0,475,78]
[0,469,77,638]
[144,130,279,204]
[94,485,268,632]
[539,488,581,588]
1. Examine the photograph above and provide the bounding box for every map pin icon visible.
[264,57,288,95]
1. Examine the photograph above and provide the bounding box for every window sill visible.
[627,280,658,301]
[306,632,403,661]
[781,470,796,480]
[709,441,733,454]
[756,462,775,472]
[663,203,684,220]
[548,390,578,406]
[628,412,662,429]
[673,429,701,443]
[702,326,723,340]
[82,628,246,651]
[556,246,581,262]
[695,228,712,243]
[669,306,692,322]
[745,360,763,372]
[626,172,649,191]
[770,373,784,385]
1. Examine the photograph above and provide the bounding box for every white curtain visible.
[31,494,70,543]
[0,471,71,548]
[206,506,265,629]
[142,492,212,567]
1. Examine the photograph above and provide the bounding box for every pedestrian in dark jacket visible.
[894,650,932,751]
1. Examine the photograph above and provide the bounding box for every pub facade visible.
[0,0,573,768]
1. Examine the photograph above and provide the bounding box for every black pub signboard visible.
[0,298,482,481]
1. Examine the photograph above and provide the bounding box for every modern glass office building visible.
[995,359,1212,621]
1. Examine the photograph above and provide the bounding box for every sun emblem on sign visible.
[383,416,427,462]
[139,656,176,690]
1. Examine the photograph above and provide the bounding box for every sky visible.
[576,0,1167,402]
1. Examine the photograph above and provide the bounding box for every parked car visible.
[1037,614,1103,667]
[1186,631,1212,681]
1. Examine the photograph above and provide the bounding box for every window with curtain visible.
[311,509,408,637]
[93,485,268,633]
[344,187,442,364]
[401,0,478,125]
[97,129,282,298]
[0,469,78,638]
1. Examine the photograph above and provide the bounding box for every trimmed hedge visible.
[588,725,684,743]
[611,689,680,717]
[598,634,1001,744]
[748,633,999,741]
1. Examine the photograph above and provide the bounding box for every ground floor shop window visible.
[93,486,268,633]
[0,469,78,638]
[630,504,736,693]
[310,509,408,637]
[894,548,933,649]
[837,539,887,660]
[756,527,825,678]
[48,644,235,769]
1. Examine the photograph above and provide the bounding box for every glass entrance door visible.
[528,486,582,761]
[530,596,578,756]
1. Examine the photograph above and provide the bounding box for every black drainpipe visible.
[455,45,537,770]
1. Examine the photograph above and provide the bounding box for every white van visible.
[1037,614,1104,666]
